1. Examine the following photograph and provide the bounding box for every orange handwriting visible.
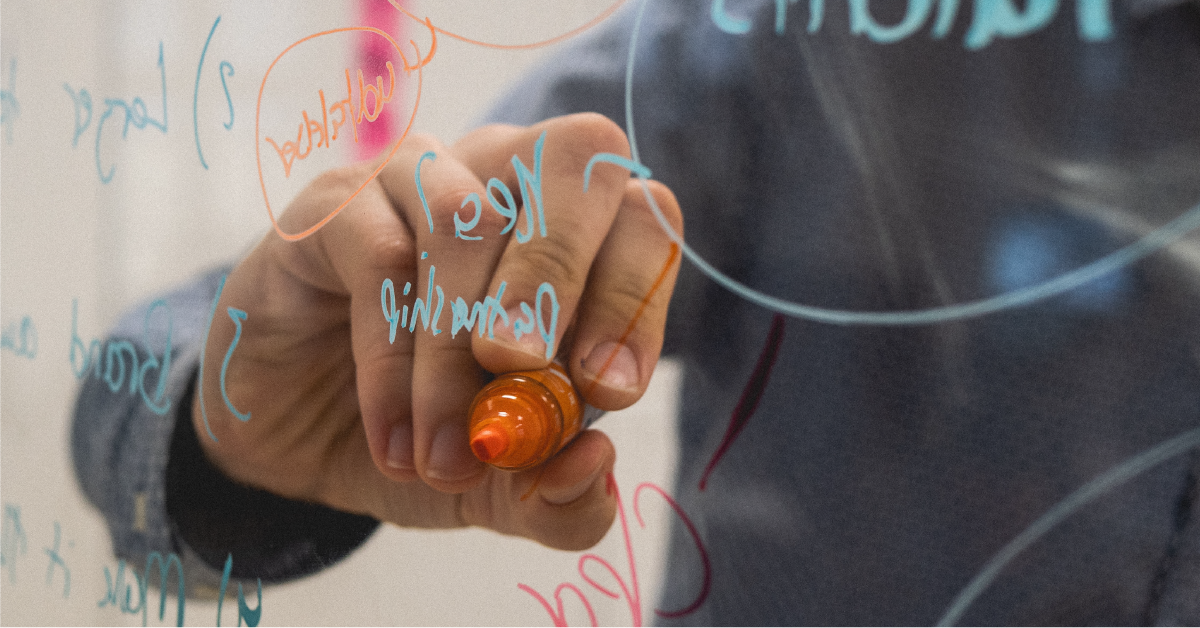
[264,61,396,178]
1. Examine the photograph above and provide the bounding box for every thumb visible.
[462,429,618,551]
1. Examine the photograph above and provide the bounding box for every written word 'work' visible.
[382,266,560,361]
[265,61,397,178]
[712,0,1114,49]
[70,299,174,416]
[98,552,261,627]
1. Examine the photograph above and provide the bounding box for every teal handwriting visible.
[63,83,92,147]
[419,130,547,242]
[1,57,18,144]
[711,0,1114,49]
[1,504,27,583]
[64,42,169,182]
[220,307,252,422]
[95,42,169,182]
[382,272,560,360]
[450,282,507,340]
[1,315,37,359]
[217,554,263,627]
[42,521,71,599]
[70,298,174,415]
[194,15,235,169]
[97,553,185,627]
[100,552,263,626]
[198,274,227,441]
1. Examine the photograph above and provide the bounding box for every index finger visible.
[451,113,636,373]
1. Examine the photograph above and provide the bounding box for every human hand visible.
[193,113,683,550]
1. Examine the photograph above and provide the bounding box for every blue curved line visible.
[937,426,1200,626]
[221,307,252,422]
[625,0,650,165]
[642,181,1200,325]
[622,1,1200,326]
[624,6,1200,626]
[198,274,227,441]
[193,15,221,170]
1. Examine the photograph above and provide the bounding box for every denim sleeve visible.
[71,267,378,595]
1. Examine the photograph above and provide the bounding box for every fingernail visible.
[542,465,604,506]
[427,423,479,482]
[582,342,639,391]
[488,308,549,358]
[387,424,413,470]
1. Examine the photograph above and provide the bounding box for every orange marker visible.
[468,361,603,470]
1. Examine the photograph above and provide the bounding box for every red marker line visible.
[634,482,711,619]
[699,313,786,491]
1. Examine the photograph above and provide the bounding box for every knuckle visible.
[403,131,442,154]
[424,187,510,236]
[511,236,585,294]
[600,273,661,318]
[548,113,630,170]
[470,122,522,138]
[632,179,684,236]
[283,164,374,229]
[307,164,370,200]
[424,187,477,227]
[533,499,615,551]
[360,230,416,275]
[469,196,513,234]
[381,133,442,180]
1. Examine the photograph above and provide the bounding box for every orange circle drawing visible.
[256,27,424,242]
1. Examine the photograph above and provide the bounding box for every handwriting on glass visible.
[264,61,396,178]
[1,506,71,600]
[64,42,168,184]
[518,478,711,626]
[70,298,174,416]
[1,57,18,144]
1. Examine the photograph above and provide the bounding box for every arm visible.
[74,114,683,587]
[195,115,682,542]
[72,2,707,586]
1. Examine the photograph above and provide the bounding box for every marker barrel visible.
[468,362,600,470]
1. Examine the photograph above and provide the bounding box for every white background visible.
[0,1,684,624]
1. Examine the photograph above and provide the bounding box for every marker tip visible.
[471,426,509,462]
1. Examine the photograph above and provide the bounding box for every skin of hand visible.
[192,113,683,551]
